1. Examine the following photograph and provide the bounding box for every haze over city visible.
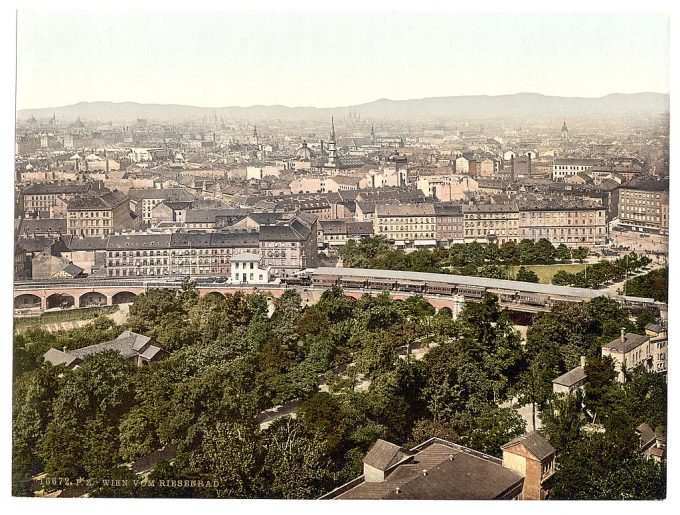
[17,10,669,110]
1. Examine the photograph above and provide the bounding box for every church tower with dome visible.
[295,140,313,161]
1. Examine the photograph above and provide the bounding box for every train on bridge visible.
[289,267,661,315]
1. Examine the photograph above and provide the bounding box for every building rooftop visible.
[328,440,523,500]
[363,439,408,471]
[376,203,436,217]
[603,332,649,354]
[310,267,654,304]
[552,365,587,388]
[501,432,555,461]
[128,188,194,202]
[18,218,67,235]
[67,190,129,211]
[553,158,603,166]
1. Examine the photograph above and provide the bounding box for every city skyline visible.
[16,11,669,110]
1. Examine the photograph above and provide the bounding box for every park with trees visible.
[338,236,650,287]
[12,281,666,499]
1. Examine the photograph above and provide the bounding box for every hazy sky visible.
[16,10,669,110]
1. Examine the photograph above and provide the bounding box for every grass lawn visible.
[14,305,119,333]
[506,263,588,284]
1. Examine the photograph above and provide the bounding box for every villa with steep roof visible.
[43,331,168,369]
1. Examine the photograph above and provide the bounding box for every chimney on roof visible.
[511,155,515,182]
[63,346,67,353]
[395,487,401,495]
[621,328,626,343]
[422,469,428,477]
[580,356,586,368]
[449,454,455,461]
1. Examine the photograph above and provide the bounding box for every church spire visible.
[330,116,336,141]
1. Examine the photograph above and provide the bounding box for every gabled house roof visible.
[501,432,555,461]
[552,366,587,388]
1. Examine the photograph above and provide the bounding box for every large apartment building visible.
[552,158,603,181]
[66,190,134,237]
[102,212,318,278]
[21,181,106,218]
[435,202,464,244]
[128,188,195,224]
[462,202,519,244]
[517,196,607,247]
[617,178,669,235]
[374,203,437,246]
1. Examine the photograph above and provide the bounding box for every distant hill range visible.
[17,92,669,122]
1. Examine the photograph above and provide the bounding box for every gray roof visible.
[67,190,129,211]
[43,348,80,368]
[552,366,587,387]
[22,182,98,196]
[18,218,67,234]
[363,439,406,471]
[160,201,193,211]
[57,263,84,277]
[185,208,248,224]
[65,331,163,361]
[107,234,172,250]
[501,432,555,461]
[320,220,347,235]
[311,267,656,303]
[376,203,436,217]
[170,232,259,248]
[636,423,656,449]
[335,441,523,500]
[462,202,518,213]
[603,333,649,354]
[434,202,463,216]
[621,177,669,192]
[66,236,109,251]
[553,158,603,166]
[346,221,374,236]
[516,195,603,211]
[128,188,194,202]
[645,323,663,333]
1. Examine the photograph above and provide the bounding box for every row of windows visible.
[385,233,435,239]
[621,191,662,199]
[68,211,111,218]
[466,229,518,236]
[523,227,600,235]
[70,228,110,236]
[463,213,518,219]
[621,204,661,213]
[107,248,257,257]
[70,219,110,227]
[233,262,257,269]
[553,165,591,170]
[379,217,435,223]
[522,211,602,218]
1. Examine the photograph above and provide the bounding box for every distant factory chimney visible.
[528,154,532,177]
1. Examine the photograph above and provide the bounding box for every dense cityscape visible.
[10,9,671,505]
[12,102,669,500]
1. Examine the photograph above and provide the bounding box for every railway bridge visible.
[13,267,663,319]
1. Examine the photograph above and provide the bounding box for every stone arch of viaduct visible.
[14,285,463,316]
